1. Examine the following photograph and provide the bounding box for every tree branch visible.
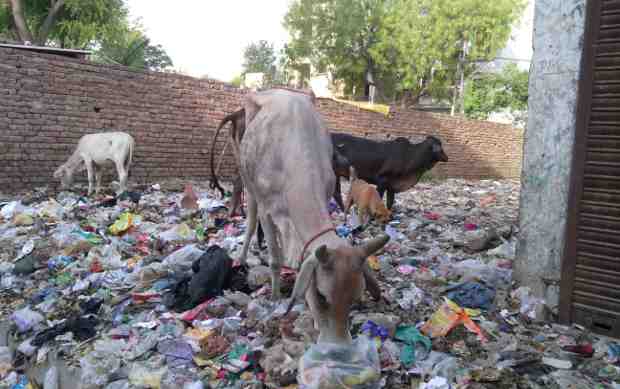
[36,0,65,45]
[8,0,34,43]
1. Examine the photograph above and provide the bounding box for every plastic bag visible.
[162,245,204,273]
[44,366,59,389]
[394,326,431,367]
[511,286,544,319]
[86,245,123,270]
[128,362,167,389]
[0,346,11,375]
[159,224,196,242]
[420,298,487,342]
[80,352,121,389]
[108,212,134,235]
[38,199,65,221]
[1,201,26,220]
[11,306,44,333]
[419,377,451,389]
[298,335,381,389]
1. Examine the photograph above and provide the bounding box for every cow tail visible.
[210,113,234,198]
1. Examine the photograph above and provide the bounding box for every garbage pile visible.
[0,179,618,389]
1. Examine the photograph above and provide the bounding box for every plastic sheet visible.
[298,336,381,389]
[421,298,487,342]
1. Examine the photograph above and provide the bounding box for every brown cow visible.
[237,89,389,344]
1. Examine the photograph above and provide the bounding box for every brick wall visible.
[0,48,523,193]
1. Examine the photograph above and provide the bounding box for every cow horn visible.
[362,262,382,301]
[361,234,390,257]
[285,257,318,315]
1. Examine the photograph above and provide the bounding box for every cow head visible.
[426,136,449,162]
[287,234,389,344]
[53,164,74,189]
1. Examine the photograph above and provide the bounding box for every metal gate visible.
[560,0,620,338]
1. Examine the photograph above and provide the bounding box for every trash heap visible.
[0,179,618,389]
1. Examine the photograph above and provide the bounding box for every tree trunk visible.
[8,0,34,43]
[36,0,65,45]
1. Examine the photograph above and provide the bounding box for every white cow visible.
[53,132,135,195]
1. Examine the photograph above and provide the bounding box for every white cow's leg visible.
[261,216,283,300]
[238,191,257,265]
[94,164,103,195]
[84,158,95,196]
[115,159,128,193]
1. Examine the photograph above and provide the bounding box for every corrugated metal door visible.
[560,0,620,338]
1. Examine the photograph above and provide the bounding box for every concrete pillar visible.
[514,0,587,316]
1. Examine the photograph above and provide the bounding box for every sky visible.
[127,0,291,82]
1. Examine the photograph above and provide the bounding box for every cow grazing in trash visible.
[237,89,389,344]
[53,132,135,195]
[332,133,449,210]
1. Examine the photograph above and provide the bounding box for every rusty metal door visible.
[560,0,620,338]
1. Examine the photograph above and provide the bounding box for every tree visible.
[242,40,276,75]
[93,25,173,71]
[464,63,529,121]
[283,0,385,99]
[230,74,242,87]
[372,0,525,107]
[0,0,127,48]
[283,0,525,105]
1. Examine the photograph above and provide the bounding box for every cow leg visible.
[229,176,243,218]
[386,189,396,210]
[333,177,345,211]
[238,193,258,265]
[84,158,95,196]
[115,159,128,194]
[94,164,103,195]
[261,216,283,300]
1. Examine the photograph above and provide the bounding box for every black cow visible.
[332,133,449,210]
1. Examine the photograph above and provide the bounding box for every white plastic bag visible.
[11,307,44,333]
[298,335,381,389]
[162,244,204,273]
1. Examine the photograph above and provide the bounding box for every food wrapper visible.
[420,298,487,342]
[108,212,133,235]
[298,335,381,389]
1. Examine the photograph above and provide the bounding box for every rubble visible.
[0,178,617,388]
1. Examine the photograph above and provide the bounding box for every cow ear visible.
[361,234,390,256]
[286,257,318,315]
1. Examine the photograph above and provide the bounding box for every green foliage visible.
[464,63,529,120]
[230,74,242,88]
[93,24,173,71]
[0,0,128,47]
[242,40,276,75]
[283,0,526,103]
[284,0,385,96]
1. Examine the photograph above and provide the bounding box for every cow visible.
[331,133,449,210]
[237,89,389,344]
[53,132,134,195]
